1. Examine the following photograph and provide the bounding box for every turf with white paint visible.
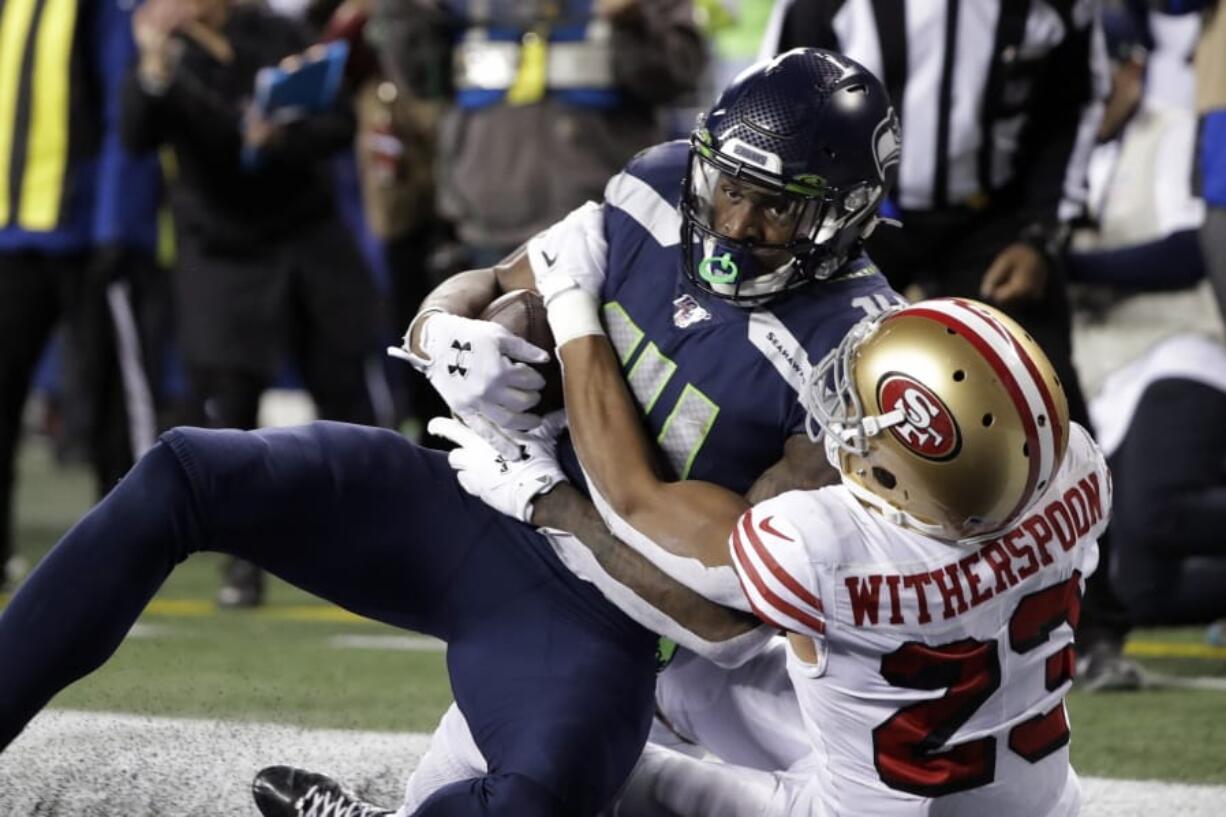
[2,711,1224,816]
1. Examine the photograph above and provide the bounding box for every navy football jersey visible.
[554,141,903,495]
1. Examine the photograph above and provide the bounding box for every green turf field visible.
[5,436,1225,784]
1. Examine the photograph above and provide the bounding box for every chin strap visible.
[838,475,951,538]
[860,407,906,438]
[822,409,953,540]
[859,213,902,242]
[822,407,907,461]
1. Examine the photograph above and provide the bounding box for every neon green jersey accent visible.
[699,253,739,285]
[603,301,722,478]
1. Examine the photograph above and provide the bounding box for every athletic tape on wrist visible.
[545,287,605,347]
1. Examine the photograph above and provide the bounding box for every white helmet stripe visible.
[949,298,1065,460]
[933,301,1060,481]
[903,299,1058,516]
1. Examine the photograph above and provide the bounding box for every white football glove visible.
[389,311,551,441]
[428,413,569,524]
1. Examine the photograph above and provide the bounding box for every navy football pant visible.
[1110,380,1226,625]
[0,422,658,816]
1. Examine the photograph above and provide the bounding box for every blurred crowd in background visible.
[0,0,1223,687]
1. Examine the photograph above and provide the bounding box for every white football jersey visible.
[729,423,1111,817]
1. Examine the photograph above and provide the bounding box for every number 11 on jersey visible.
[604,302,720,478]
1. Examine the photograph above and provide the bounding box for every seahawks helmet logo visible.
[872,111,901,181]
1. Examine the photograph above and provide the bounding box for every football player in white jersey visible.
[442,290,1111,816]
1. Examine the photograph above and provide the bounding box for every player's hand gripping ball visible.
[479,289,563,415]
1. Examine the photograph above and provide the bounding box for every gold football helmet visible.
[803,298,1070,542]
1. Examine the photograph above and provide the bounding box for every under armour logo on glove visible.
[389,311,550,445]
[428,415,569,524]
[448,340,472,377]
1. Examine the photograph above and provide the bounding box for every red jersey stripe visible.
[731,519,826,635]
[744,509,824,613]
[730,526,797,633]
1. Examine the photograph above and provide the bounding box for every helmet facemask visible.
[802,308,903,458]
[681,132,884,306]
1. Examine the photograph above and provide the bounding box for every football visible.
[479,288,563,414]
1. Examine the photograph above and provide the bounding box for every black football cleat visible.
[218,557,265,608]
[253,766,393,817]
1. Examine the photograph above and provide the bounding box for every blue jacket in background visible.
[0,0,158,255]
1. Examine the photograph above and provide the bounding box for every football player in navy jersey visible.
[0,49,903,817]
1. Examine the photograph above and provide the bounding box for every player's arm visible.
[393,203,608,446]
[428,416,767,664]
[406,198,607,356]
[560,349,828,612]
[543,277,834,577]
[556,330,748,568]
[531,483,760,642]
[404,248,536,357]
[746,433,839,504]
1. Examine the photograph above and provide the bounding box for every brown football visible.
[479,289,563,414]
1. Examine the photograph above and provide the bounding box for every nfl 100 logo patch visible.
[672,294,711,329]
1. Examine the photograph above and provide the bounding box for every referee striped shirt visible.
[761,0,1110,226]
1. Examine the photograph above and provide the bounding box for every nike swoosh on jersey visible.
[759,515,795,542]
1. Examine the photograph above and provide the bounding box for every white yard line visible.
[1,711,1223,816]
[327,634,446,652]
[1141,670,1226,693]
[1081,778,1226,816]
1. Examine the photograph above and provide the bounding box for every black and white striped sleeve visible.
[759,0,843,60]
[1016,3,1110,231]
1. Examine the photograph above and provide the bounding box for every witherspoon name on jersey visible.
[841,470,1106,629]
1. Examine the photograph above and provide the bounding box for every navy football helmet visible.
[681,48,900,305]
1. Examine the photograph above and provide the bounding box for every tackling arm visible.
[557,335,838,563]
[532,484,760,644]
[429,413,770,665]
[746,433,839,505]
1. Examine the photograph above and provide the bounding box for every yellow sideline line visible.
[1124,640,1226,660]
[141,598,366,623]
[3,593,1226,658]
[0,595,366,623]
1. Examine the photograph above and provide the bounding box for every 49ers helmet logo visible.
[876,373,961,461]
